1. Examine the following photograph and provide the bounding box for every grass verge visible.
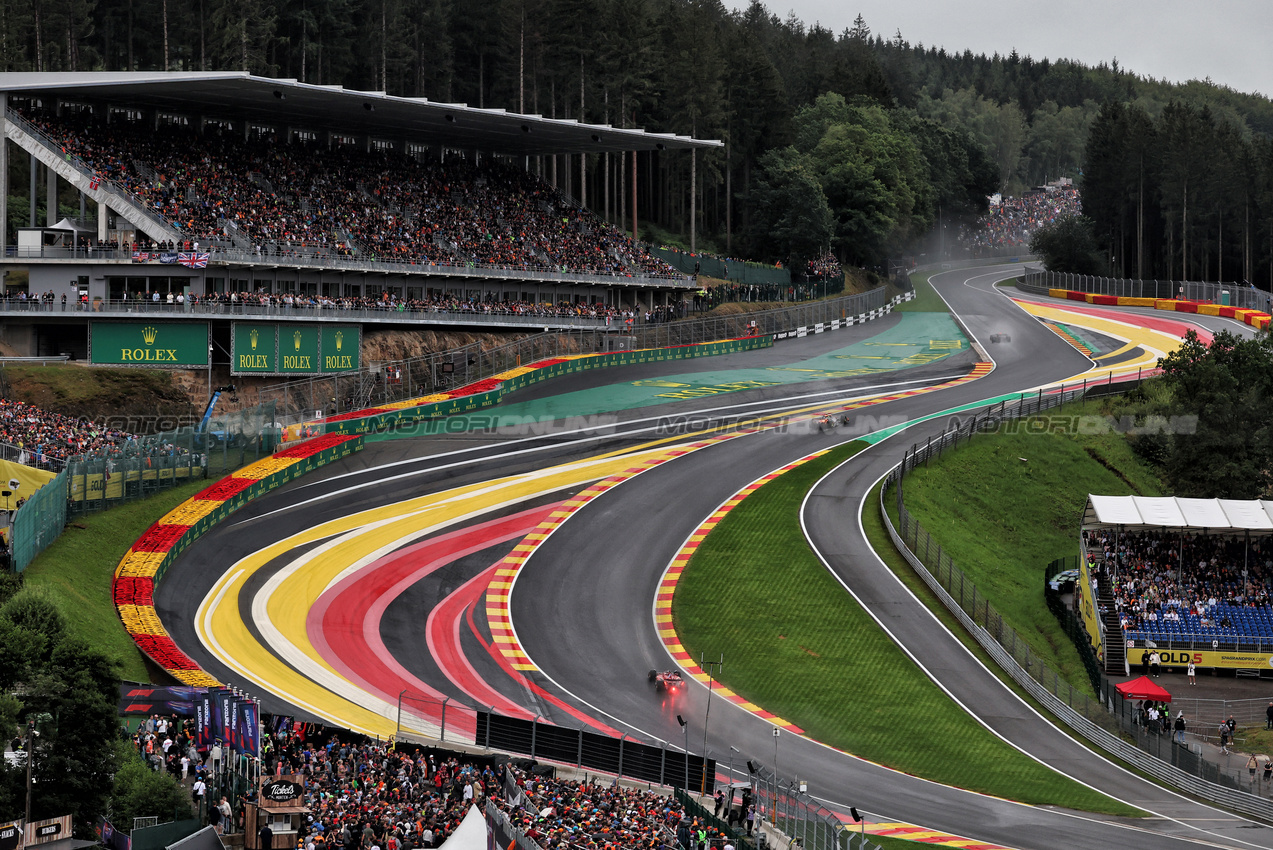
[895,271,946,313]
[22,477,211,682]
[895,400,1163,693]
[672,441,1140,815]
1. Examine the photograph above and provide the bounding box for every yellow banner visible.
[1077,558,1104,663]
[67,467,192,502]
[0,458,56,502]
[1138,648,1273,670]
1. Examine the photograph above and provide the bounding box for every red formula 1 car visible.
[648,669,685,691]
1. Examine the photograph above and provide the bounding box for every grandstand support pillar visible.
[98,201,108,243]
[46,165,56,227]
[29,153,36,228]
[631,149,638,243]
[690,148,696,253]
[0,93,7,252]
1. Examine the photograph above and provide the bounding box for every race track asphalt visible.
[509,266,1273,850]
[155,265,1273,849]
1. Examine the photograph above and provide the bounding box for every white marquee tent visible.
[1083,495,1273,533]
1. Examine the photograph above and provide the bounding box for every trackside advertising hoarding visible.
[90,322,210,367]
[231,323,359,375]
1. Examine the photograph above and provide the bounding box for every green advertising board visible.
[90,322,209,367]
[279,325,320,373]
[229,323,360,375]
[232,323,278,373]
[321,326,360,373]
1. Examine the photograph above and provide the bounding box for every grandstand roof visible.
[1084,495,1273,532]
[0,71,722,156]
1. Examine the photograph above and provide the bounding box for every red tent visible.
[1115,675,1172,702]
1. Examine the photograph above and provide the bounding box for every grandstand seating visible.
[17,106,681,281]
[1086,528,1273,645]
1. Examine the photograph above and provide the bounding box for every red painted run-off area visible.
[1014,297,1216,345]
[307,507,553,738]
[305,503,627,738]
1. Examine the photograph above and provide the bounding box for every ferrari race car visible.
[648,669,685,691]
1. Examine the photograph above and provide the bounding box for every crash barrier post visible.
[474,711,714,791]
[748,762,882,850]
[1019,268,1267,311]
[880,383,1273,821]
[254,287,911,423]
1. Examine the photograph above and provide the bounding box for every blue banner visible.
[212,688,233,745]
[236,700,260,758]
[197,692,214,748]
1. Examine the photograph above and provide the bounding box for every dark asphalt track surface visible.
[157,268,1273,849]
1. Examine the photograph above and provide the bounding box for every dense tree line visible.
[1082,100,1273,286]
[0,572,189,836]
[3,0,1273,272]
[1123,330,1273,499]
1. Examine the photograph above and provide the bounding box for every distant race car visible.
[817,413,848,433]
[648,670,685,691]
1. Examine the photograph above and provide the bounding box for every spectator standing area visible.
[0,71,721,361]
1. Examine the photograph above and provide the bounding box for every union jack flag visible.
[179,252,209,268]
[131,252,152,263]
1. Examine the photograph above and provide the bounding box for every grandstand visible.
[0,72,719,359]
[1082,495,1273,674]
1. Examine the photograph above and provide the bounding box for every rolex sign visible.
[90,322,210,367]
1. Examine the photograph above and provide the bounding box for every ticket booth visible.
[245,775,309,850]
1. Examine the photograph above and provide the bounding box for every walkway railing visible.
[0,297,611,329]
[5,108,182,241]
[880,384,1273,820]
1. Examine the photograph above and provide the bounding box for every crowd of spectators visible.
[803,253,841,281]
[0,397,139,465]
[962,187,1082,252]
[19,107,681,281]
[251,727,709,850]
[1085,529,1273,638]
[493,764,718,850]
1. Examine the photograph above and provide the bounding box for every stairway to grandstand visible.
[1099,577,1126,675]
[4,108,183,244]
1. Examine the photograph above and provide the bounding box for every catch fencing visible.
[652,247,792,286]
[10,401,278,570]
[255,285,900,420]
[399,703,717,792]
[1019,267,1267,309]
[881,385,1273,819]
[749,763,881,850]
[11,468,66,571]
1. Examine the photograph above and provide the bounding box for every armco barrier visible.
[113,433,364,685]
[1037,287,1273,332]
[880,394,1273,822]
[1018,268,1273,331]
[303,335,775,437]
